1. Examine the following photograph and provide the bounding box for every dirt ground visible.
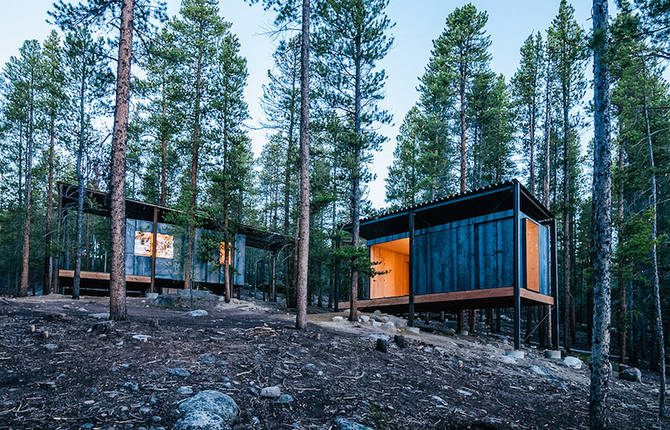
[0,294,666,430]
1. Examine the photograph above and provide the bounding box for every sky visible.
[0,0,605,209]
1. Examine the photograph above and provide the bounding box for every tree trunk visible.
[184,29,204,292]
[562,81,571,352]
[43,119,56,295]
[617,141,626,364]
[589,2,613,427]
[160,89,167,206]
[643,93,665,417]
[74,69,87,300]
[109,0,134,321]
[20,70,36,297]
[529,106,535,193]
[295,0,311,330]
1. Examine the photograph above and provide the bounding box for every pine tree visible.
[314,0,393,322]
[385,107,425,209]
[511,32,543,193]
[547,0,588,350]
[40,31,67,295]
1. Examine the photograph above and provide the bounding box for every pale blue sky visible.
[1,0,602,208]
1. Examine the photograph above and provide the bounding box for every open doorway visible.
[369,238,409,298]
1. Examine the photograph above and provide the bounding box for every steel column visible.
[513,181,522,350]
[550,218,560,350]
[408,209,415,327]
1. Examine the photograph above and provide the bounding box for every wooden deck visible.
[339,287,554,312]
[58,270,151,284]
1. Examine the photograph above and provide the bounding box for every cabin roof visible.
[345,179,553,241]
[57,182,290,251]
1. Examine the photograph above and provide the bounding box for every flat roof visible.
[57,182,290,251]
[344,180,554,241]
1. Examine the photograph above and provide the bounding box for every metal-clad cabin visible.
[55,183,288,296]
[341,180,558,350]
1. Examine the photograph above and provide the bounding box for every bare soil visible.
[0,294,665,429]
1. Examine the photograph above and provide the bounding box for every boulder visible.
[168,367,191,377]
[563,356,583,369]
[177,390,238,429]
[620,367,642,383]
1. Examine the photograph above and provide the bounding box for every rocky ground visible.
[0,293,666,429]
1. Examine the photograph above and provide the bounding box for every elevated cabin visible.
[340,180,558,349]
[55,183,289,296]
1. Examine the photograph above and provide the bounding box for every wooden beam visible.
[59,269,151,284]
[520,288,555,305]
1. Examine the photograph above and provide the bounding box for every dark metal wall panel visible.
[538,223,550,295]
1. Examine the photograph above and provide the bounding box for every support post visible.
[334,234,340,312]
[408,209,415,327]
[513,181,522,350]
[53,184,64,294]
[150,206,158,294]
[271,251,277,302]
[550,217,560,350]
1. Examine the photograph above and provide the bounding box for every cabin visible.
[340,180,558,350]
[54,182,289,296]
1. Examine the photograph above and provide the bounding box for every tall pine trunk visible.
[295,0,311,330]
[589,2,612,425]
[20,72,36,297]
[617,141,626,363]
[43,119,56,295]
[457,67,468,332]
[184,33,203,292]
[542,77,553,347]
[562,81,571,351]
[74,69,87,300]
[109,0,134,321]
[643,93,665,417]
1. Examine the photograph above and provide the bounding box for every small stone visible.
[620,367,642,383]
[80,424,94,429]
[83,400,95,405]
[456,389,473,396]
[90,321,113,335]
[178,387,194,395]
[375,338,388,353]
[168,367,191,377]
[260,386,281,398]
[457,329,469,336]
[373,310,381,314]
[132,334,151,342]
[500,356,517,365]
[563,356,583,369]
[145,293,159,300]
[383,321,396,331]
[201,356,216,364]
[150,396,158,404]
[332,316,344,322]
[530,365,551,377]
[123,381,139,392]
[393,335,408,348]
[250,417,260,425]
[185,309,208,317]
[140,406,152,414]
[431,395,450,408]
[407,327,420,334]
[44,343,58,351]
[274,394,294,404]
[177,390,238,428]
[358,315,370,323]
[151,416,162,423]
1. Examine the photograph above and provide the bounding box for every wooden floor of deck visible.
[58,270,151,284]
[339,287,554,312]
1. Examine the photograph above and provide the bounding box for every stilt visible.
[513,181,522,350]
[408,210,415,327]
[550,218,560,350]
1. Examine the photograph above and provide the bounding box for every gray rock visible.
[174,410,230,430]
[456,389,473,396]
[145,292,159,300]
[168,367,191,377]
[201,356,216,364]
[383,321,396,331]
[151,416,162,423]
[250,416,260,425]
[331,316,344,322]
[178,387,194,395]
[80,424,94,429]
[177,390,238,428]
[334,417,375,430]
[505,349,525,359]
[186,309,208,317]
[274,394,294,404]
[563,356,583,369]
[132,334,151,342]
[88,313,110,319]
[90,321,113,335]
[260,386,281,398]
[500,356,516,365]
[620,367,642,383]
[140,406,152,414]
[44,343,58,351]
[375,338,388,353]
[407,327,420,334]
[431,395,450,408]
[358,315,370,323]
[530,365,553,377]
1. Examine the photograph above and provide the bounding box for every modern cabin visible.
[340,180,559,349]
[54,182,289,296]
